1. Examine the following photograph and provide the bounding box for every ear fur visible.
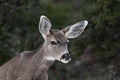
[38,15,52,39]
[63,20,88,38]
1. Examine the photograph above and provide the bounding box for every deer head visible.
[39,15,88,63]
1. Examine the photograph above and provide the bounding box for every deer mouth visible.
[60,53,71,63]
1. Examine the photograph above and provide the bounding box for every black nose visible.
[62,53,71,61]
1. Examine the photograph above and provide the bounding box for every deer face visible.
[39,15,88,63]
[45,30,70,63]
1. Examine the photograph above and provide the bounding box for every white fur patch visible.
[84,20,88,26]
[45,56,55,61]
[60,58,71,64]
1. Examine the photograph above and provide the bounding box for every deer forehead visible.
[49,30,68,43]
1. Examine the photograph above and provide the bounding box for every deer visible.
[0,15,88,80]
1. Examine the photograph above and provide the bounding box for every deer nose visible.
[62,53,71,61]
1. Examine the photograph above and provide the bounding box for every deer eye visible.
[51,41,57,45]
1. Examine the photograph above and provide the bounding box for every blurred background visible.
[0,0,120,80]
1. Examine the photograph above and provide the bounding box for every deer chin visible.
[60,58,71,64]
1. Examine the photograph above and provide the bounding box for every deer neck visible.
[31,43,54,71]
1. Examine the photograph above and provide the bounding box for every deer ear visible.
[39,15,51,38]
[63,20,88,39]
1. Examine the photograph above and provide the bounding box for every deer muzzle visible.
[62,53,71,60]
[60,53,71,63]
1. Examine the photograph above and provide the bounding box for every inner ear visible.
[63,20,88,39]
[39,15,52,39]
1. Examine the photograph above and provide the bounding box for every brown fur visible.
[0,44,53,80]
